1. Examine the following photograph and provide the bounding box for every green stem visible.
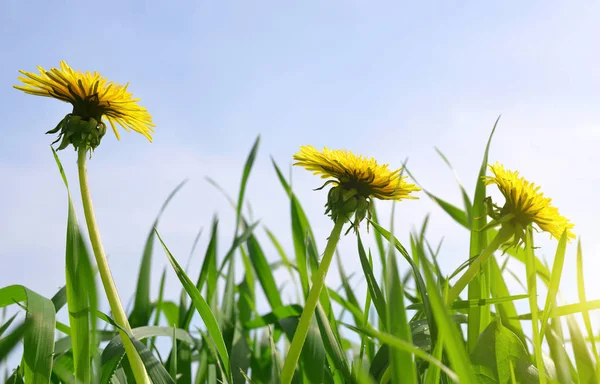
[77,147,150,384]
[446,225,513,305]
[280,217,345,384]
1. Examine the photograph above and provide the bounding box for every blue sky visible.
[1,0,600,365]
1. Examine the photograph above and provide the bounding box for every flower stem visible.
[446,225,514,305]
[77,147,150,384]
[280,217,345,384]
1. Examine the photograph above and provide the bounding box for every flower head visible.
[484,162,574,247]
[15,61,154,151]
[293,145,420,230]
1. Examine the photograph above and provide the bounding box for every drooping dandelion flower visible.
[484,162,575,247]
[293,145,420,229]
[15,61,154,151]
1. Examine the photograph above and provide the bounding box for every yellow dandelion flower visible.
[15,61,154,150]
[293,145,420,229]
[485,162,575,244]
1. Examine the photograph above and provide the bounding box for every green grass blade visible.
[369,202,387,271]
[221,251,237,352]
[525,227,546,383]
[246,234,284,310]
[540,231,568,341]
[576,240,599,362]
[0,319,32,360]
[265,228,300,301]
[567,314,596,383]
[0,314,18,337]
[516,299,600,320]
[335,251,363,327]
[130,180,186,329]
[546,318,574,383]
[243,305,302,329]
[489,256,526,344]
[180,217,219,330]
[235,135,260,233]
[278,316,326,383]
[237,247,256,326]
[369,222,436,342]
[385,247,417,383]
[490,228,551,285]
[344,323,458,382]
[466,116,500,353]
[314,303,353,383]
[403,168,470,230]
[356,233,387,327]
[150,267,167,352]
[156,230,232,381]
[52,147,98,384]
[0,285,56,384]
[434,147,473,225]
[272,158,316,296]
[421,262,477,383]
[130,336,176,384]
[231,328,251,384]
[169,326,178,380]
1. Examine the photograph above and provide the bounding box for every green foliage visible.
[2,128,599,384]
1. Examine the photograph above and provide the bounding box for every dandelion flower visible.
[485,162,574,246]
[15,61,154,150]
[293,145,420,230]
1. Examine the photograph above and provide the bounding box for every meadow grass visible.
[1,126,600,384]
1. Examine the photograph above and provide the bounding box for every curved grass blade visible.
[386,247,417,383]
[246,235,283,310]
[52,147,98,383]
[156,230,232,381]
[576,240,599,363]
[567,314,596,383]
[369,222,436,342]
[539,231,568,342]
[130,180,187,329]
[0,319,32,359]
[466,116,500,352]
[525,228,546,383]
[420,264,477,383]
[356,233,387,328]
[0,285,56,384]
[235,135,260,233]
[343,323,458,382]
[489,256,526,344]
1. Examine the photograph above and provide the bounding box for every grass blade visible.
[246,235,283,310]
[52,147,98,384]
[156,230,232,381]
[540,231,568,341]
[421,261,477,382]
[576,240,599,364]
[130,180,186,328]
[385,246,417,383]
[0,285,56,384]
[235,135,260,233]
[525,227,546,383]
[566,314,596,383]
[0,319,32,360]
[466,116,500,352]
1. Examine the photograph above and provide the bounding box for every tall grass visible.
[2,127,599,384]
